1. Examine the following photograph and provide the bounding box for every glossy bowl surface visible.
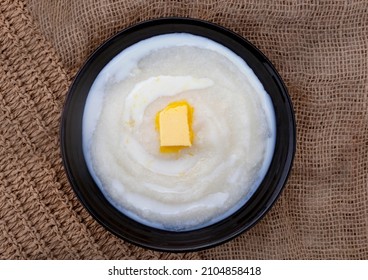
[61,17,296,252]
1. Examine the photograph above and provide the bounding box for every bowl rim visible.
[61,17,296,252]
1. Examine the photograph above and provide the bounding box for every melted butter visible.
[155,100,194,153]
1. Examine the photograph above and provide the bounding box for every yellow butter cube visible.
[159,104,192,147]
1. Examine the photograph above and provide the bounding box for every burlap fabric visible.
[1,0,367,259]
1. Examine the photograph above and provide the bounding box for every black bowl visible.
[61,17,296,252]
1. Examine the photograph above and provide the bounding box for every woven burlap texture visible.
[1,0,367,259]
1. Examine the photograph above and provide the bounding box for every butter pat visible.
[159,104,192,147]
[155,100,194,153]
